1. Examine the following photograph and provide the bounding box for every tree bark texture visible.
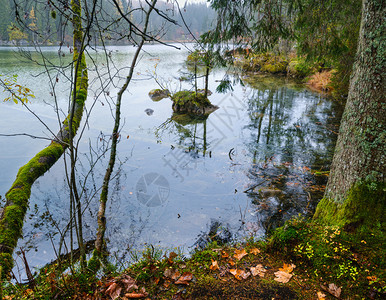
[314,0,385,228]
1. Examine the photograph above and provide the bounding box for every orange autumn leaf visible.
[221,251,229,258]
[229,269,251,280]
[279,263,296,273]
[249,248,261,255]
[210,260,219,271]
[317,291,326,299]
[234,248,248,261]
[228,259,235,266]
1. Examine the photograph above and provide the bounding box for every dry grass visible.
[307,70,334,93]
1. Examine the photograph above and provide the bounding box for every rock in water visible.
[144,108,154,116]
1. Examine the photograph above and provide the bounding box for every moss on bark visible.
[0,0,88,278]
[314,181,385,232]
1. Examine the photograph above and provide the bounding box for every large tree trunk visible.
[314,0,385,230]
[0,0,88,277]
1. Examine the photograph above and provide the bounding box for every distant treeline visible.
[0,0,215,45]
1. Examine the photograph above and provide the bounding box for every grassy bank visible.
[232,51,337,98]
[1,216,384,299]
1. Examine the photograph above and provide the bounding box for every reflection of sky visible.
[0,45,342,275]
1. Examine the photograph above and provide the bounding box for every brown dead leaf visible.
[121,274,137,292]
[234,249,248,261]
[106,282,122,300]
[175,272,193,285]
[250,264,266,277]
[327,283,341,298]
[164,268,173,278]
[124,293,147,298]
[274,270,293,283]
[229,269,251,280]
[249,248,261,255]
[228,259,235,266]
[317,291,326,299]
[279,263,296,274]
[221,251,229,258]
[210,259,219,271]
[168,252,177,264]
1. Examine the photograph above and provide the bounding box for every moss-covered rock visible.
[148,89,170,101]
[171,90,218,116]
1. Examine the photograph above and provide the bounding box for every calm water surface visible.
[0,45,343,276]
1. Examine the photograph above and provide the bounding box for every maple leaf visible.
[327,283,341,298]
[249,248,261,255]
[105,282,122,299]
[210,259,219,271]
[250,264,266,277]
[234,249,248,261]
[279,263,296,273]
[317,291,326,299]
[274,270,293,283]
[228,259,235,266]
[175,272,193,285]
[229,269,251,280]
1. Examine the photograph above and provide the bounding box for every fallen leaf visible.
[229,269,251,280]
[317,291,326,299]
[228,259,235,266]
[249,248,261,255]
[168,252,177,264]
[106,282,122,300]
[367,276,377,281]
[121,274,137,292]
[250,264,266,277]
[221,251,229,258]
[171,270,181,281]
[274,270,293,283]
[234,249,248,261]
[210,259,219,271]
[279,263,296,273]
[164,268,180,281]
[327,283,341,298]
[124,293,147,298]
[175,272,193,285]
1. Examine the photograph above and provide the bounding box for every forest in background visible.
[0,0,215,45]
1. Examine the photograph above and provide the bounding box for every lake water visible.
[0,44,343,277]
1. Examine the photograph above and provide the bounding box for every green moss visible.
[314,181,386,232]
[172,91,211,107]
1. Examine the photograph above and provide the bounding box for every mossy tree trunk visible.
[314,0,385,230]
[0,0,88,277]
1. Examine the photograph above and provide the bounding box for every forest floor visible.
[2,217,385,299]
